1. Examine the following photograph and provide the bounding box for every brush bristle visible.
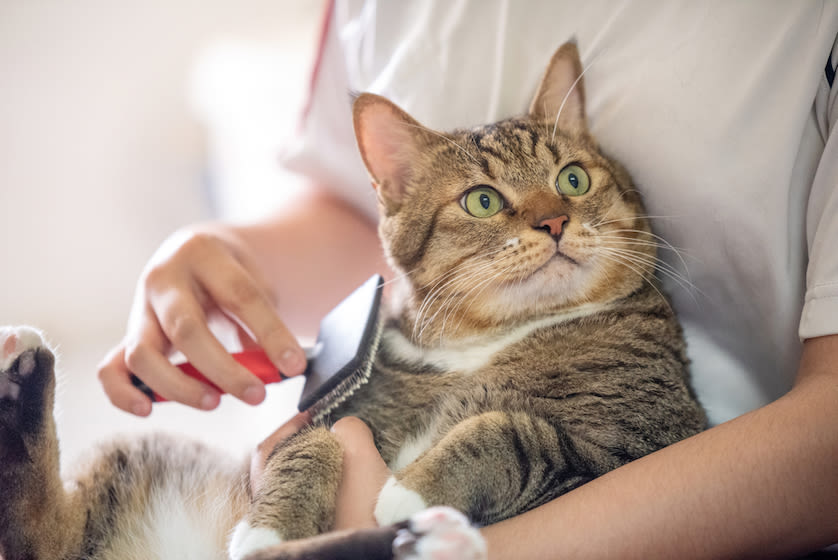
[307,318,384,424]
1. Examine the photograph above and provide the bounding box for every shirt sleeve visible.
[279,1,380,223]
[800,34,838,339]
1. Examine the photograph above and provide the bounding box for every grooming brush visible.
[130,274,384,422]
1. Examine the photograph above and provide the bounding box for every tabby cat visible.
[0,43,706,560]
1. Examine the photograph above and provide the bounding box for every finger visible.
[331,417,391,530]
[98,344,154,416]
[150,289,266,405]
[123,307,222,410]
[197,258,307,377]
[250,411,313,493]
[234,321,260,350]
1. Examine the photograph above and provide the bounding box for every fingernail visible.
[243,384,266,405]
[200,392,219,410]
[279,348,306,376]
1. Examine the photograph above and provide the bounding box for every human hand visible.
[330,417,391,530]
[98,228,307,415]
[249,414,390,528]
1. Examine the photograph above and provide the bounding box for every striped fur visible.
[247,41,705,546]
[0,43,705,559]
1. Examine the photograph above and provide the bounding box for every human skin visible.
[98,187,387,415]
[100,183,838,557]
[327,334,838,559]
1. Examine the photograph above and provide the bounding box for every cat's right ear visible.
[353,93,428,212]
[529,41,587,134]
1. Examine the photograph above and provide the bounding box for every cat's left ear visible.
[529,41,587,134]
[353,93,431,212]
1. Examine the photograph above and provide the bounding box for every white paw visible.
[394,506,487,560]
[228,520,283,560]
[0,326,45,399]
[375,476,428,526]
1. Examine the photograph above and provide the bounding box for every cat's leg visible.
[375,410,591,527]
[0,326,86,560]
[237,506,486,560]
[229,426,344,560]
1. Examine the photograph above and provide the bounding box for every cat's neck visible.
[383,298,615,372]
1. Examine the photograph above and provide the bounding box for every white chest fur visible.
[383,302,611,374]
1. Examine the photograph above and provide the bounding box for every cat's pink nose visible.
[537,215,569,238]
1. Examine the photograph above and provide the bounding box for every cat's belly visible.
[92,464,247,560]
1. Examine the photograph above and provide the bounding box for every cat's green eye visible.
[556,164,590,196]
[462,186,504,218]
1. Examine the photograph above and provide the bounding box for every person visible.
[97,1,838,558]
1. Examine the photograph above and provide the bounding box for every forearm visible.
[483,336,838,559]
[192,185,386,339]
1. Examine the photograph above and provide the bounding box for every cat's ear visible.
[529,41,587,133]
[353,93,430,211]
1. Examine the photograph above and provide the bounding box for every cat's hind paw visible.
[228,520,283,560]
[375,476,428,526]
[0,326,48,402]
[394,506,486,560]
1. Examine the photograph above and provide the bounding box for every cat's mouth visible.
[533,245,580,276]
[552,248,579,266]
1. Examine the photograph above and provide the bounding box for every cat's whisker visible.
[591,213,681,229]
[588,189,649,227]
[419,257,517,344]
[551,49,602,142]
[596,235,696,259]
[603,228,694,282]
[598,247,703,305]
[414,263,496,340]
[442,260,522,343]
[418,253,519,344]
[412,248,515,341]
[594,251,674,314]
[419,245,510,294]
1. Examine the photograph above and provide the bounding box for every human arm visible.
[331,334,838,559]
[98,185,387,415]
[477,333,838,559]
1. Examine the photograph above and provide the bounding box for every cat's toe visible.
[228,520,283,560]
[375,476,428,526]
[393,506,486,560]
[0,326,49,402]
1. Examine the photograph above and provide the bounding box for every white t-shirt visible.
[284,0,838,426]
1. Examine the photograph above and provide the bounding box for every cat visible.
[0,42,706,560]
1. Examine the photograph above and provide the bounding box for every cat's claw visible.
[394,507,487,560]
[375,476,429,526]
[228,520,283,560]
[0,326,46,400]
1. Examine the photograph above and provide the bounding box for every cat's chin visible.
[503,256,588,307]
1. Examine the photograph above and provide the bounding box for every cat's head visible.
[353,42,655,344]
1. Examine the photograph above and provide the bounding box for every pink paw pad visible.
[3,334,18,360]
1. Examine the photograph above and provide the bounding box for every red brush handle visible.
[137,349,285,403]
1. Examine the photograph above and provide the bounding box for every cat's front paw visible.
[0,327,46,401]
[375,476,428,526]
[394,506,486,560]
[0,326,55,453]
[228,520,283,560]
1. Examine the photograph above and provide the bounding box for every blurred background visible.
[0,0,326,469]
